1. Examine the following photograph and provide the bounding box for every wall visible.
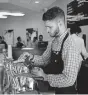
[0,11,50,45]
[0,0,88,50]
[0,0,72,45]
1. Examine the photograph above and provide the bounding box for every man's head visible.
[42,6,65,37]
[17,36,21,42]
[70,24,82,35]
[39,35,43,41]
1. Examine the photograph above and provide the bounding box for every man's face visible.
[39,36,43,41]
[19,38,21,42]
[45,20,59,37]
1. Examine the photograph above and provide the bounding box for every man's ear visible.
[57,20,62,27]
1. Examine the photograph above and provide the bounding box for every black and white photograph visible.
[0,0,88,94]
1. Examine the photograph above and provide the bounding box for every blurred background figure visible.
[26,30,38,48]
[39,35,43,42]
[16,36,25,48]
[26,32,32,48]
[26,36,32,48]
[31,30,37,42]
[31,37,38,48]
[38,35,48,49]
[70,25,88,59]
[0,36,7,49]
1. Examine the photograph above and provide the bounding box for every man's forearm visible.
[31,55,45,66]
[31,42,51,66]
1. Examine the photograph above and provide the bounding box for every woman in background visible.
[31,37,38,48]
[26,36,32,48]
[70,25,88,59]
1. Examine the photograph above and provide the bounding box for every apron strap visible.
[59,33,69,55]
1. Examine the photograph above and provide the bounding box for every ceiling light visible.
[10,13,25,16]
[0,11,25,17]
[35,1,39,3]
[0,15,7,18]
[0,11,11,15]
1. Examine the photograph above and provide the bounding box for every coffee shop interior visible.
[0,0,88,94]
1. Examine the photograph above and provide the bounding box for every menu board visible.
[67,0,88,28]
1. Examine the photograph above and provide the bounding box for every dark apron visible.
[44,33,77,94]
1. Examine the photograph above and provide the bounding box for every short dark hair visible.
[34,37,37,40]
[39,35,43,38]
[33,37,37,42]
[70,24,81,34]
[42,6,65,22]
[17,36,21,41]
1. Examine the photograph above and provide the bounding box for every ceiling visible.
[0,0,56,15]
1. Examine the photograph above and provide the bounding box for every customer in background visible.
[39,35,43,42]
[70,25,88,59]
[16,36,24,48]
[17,6,82,94]
[0,36,7,49]
[31,37,38,48]
[26,36,32,48]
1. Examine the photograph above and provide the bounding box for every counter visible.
[2,47,55,94]
[4,47,88,94]
[12,47,46,60]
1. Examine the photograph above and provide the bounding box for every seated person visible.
[38,35,48,49]
[0,36,7,49]
[16,36,24,48]
[39,35,43,42]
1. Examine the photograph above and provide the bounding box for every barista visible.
[18,6,82,94]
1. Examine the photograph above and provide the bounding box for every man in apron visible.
[21,6,82,94]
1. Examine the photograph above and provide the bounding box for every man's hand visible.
[18,52,30,60]
[31,67,46,79]
[14,52,34,64]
